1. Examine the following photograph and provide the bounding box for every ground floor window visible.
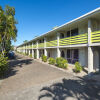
[67,49,79,64]
[61,50,65,58]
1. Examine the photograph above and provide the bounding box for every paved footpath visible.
[0,53,100,100]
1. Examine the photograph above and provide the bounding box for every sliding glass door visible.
[67,49,79,64]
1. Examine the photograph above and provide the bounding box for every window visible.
[61,50,65,58]
[73,49,79,59]
[60,33,64,38]
[67,49,79,64]
[71,28,78,36]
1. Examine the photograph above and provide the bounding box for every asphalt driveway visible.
[0,53,100,100]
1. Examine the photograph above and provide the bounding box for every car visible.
[8,51,15,59]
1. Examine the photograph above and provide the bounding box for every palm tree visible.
[0,5,17,55]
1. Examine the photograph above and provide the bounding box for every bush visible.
[0,54,8,76]
[56,57,68,69]
[64,63,68,69]
[56,57,63,66]
[29,54,32,58]
[42,55,47,62]
[74,62,82,73]
[48,57,56,65]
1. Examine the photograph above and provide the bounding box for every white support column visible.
[26,44,28,54]
[24,45,25,54]
[57,33,60,46]
[57,48,60,57]
[88,19,92,45]
[44,37,46,48]
[36,41,39,59]
[57,33,60,57]
[88,19,93,73]
[44,37,47,56]
[25,45,26,54]
[88,47,93,73]
[32,43,34,58]
[28,50,30,55]
[29,44,30,56]
[36,49,39,59]
[44,48,47,56]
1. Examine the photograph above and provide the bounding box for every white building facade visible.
[17,8,100,73]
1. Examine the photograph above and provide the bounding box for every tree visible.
[0,5,17,55]
[23,40,28,43]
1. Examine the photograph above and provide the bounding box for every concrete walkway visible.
[0,53,100,100]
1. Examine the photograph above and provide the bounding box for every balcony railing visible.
[59,33,88,46]
[38,43,44,48]
[91,30,100,43]
[46,40,57,47]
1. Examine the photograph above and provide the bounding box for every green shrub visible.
[74,62,82,73]
[48,57,56,65]
[56,57,68,69]
[42,55,47,62]
[64,63,68,69]
[56,57,63,66]
[29,54,32,58]
[0,54,8,76]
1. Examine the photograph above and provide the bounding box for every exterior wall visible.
[79,47,88,67]
[93,47,100,71]
[78,24,88,34]
[91,20,100,31]
[16,10,100,73]
[47,34,57,41]
[47,48,57,58]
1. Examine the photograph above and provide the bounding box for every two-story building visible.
[17,8,100,73]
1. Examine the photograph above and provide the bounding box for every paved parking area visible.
[0,53,100,100]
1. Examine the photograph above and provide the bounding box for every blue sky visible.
[0,0,100,46]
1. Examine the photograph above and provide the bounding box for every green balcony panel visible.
[59,33,88,46]
[46,40,57,47]
[38,43,44,48]
[91,31,100,43]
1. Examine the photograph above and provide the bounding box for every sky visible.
[0,0,100,46]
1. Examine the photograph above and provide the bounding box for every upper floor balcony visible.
[25,30,100,49]
[46,40,57,47]
[59,33,88,46]
[38,43,44,48]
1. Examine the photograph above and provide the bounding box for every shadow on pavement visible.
[38,77,100,100]
[2,54,33,79]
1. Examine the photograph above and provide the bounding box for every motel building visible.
[17,8,100,74]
